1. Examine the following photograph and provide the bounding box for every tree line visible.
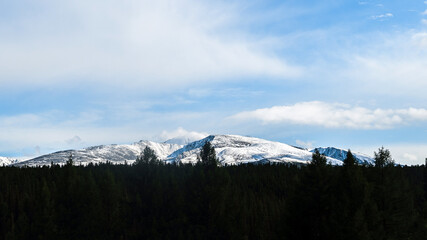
[0,144,425,239]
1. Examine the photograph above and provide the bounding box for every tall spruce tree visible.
[200,141,218,167]
[287,148,333,239]
[311,149,327,167]
[343,150,356,167]
[135,146,158,165]
[336,149,370,239]
[66,153,74,166]
[374,147,394,168]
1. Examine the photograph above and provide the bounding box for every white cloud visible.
[157,127,208,144]
[34,146,41,156]
[412,32,427,46]
[422,9,427,15]
[66,136,82,145]
[371,13,393,20]
[422,19,427,25]
[0,0,300,89]
[295,140,314,149]
[231,101,427,129]
[402,153,418,162]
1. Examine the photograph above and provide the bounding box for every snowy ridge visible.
[13,141,182,167]
[311,147,374,165]
[9,135,376,167]
[167,135,343,165]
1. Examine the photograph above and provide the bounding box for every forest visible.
[0,144,425,240]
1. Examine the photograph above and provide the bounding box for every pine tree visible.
[288,149,333,239]
[343,149,356,167]
[135,146,158,165]
[374,147,394,168]
[66,153,74,166]
[336,149,370,239]
[311,149,327,167]
[200,142,218,167]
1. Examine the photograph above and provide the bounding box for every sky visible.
[1,0,427,165]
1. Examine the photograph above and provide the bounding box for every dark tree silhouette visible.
[66,153,74,166]
[374,147,394,168]
[0,146,424,239]
[311,149,327,166]
[200,141,218,167]
[135,146,159,165]
[343,149,356,167]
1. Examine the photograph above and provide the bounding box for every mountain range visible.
[7,134,375,167]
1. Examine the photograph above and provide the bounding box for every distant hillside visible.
[10,135,376,167]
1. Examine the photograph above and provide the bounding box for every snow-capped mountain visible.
[311,147,374,165]
[166,135,343,165]
[9,135,375,167]
[0,156,21,166]
[13,141,182,167]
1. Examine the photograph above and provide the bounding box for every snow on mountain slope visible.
[311,147,374,165]
[13,141,182,167]
[166,135,343,165]
[0,156,21,166]
[9,135,376,167]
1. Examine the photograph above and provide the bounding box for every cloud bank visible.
[157,127,208,145]
[231,102,427,129]
[0,0,300,89]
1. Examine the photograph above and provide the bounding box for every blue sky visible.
[1,0,427,164]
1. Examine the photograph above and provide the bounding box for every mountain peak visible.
[13,140,182,167]
[311,147,374,165]
[167,134,343,165]
[9,134,374,167]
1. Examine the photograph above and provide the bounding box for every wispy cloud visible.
[412,32,427,46]
[156,127,208,144]
[0,0,301,89]
[66,136,82,145]
[371,13,393,20]
[318,30,427,99]
[231,101,427,129]
[295,140,314,149]
[402,153,417,162]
